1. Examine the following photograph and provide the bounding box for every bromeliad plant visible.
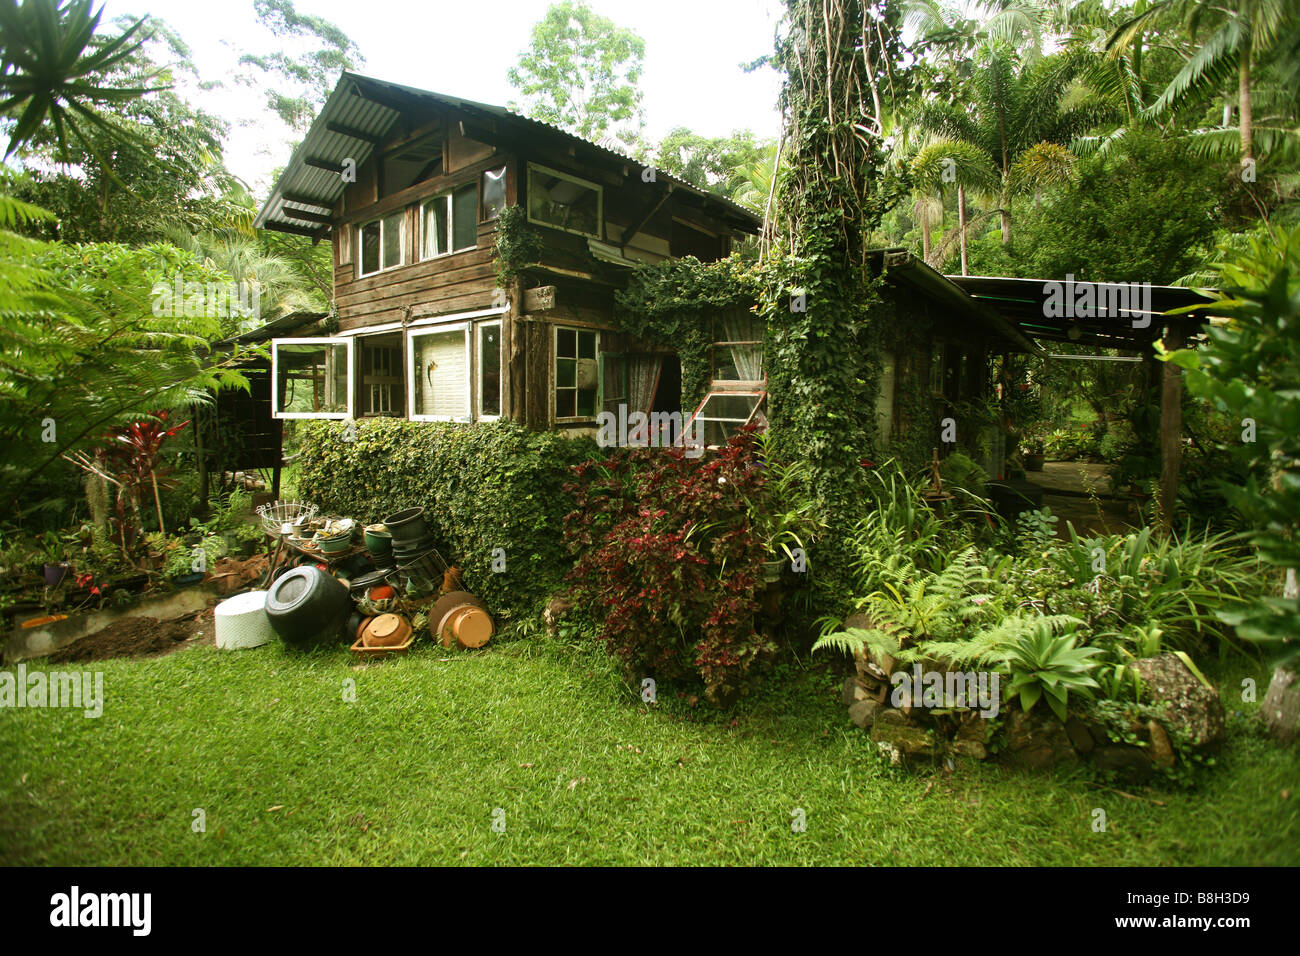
[999,617,1104,722]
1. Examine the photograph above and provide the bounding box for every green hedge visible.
[295,419,598,621]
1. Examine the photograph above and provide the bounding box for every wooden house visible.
[253,72,761,437]
[253,74,1041,474]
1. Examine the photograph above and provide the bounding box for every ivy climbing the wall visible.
[613,254,763,411]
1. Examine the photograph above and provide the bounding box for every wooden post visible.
[1158,321,1187,534]
[508,276,528,424]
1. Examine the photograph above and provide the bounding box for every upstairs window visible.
[481,166,507,220]
[421,183,478,259]
[527,164,601,239]
[359,211,404,277]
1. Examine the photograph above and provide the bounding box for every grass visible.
[1,636,1297,866]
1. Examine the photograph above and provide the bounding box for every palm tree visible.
[1108,0,1300,160]
[909,137,999,273]
[0,0,162,165]
[911,40,1099,247]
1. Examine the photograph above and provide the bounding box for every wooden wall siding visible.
[335,219,500,331]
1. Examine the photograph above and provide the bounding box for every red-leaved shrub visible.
[562,428,776,705]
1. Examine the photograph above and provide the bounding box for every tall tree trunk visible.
[921,208,932,261]
[958,185,969,276]
[999,187,1011,245]
[1239,42,1254,160]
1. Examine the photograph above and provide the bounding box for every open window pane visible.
[411,328,469,419]
[381,211,403,269]
[687,391,766,447]
[482,166,507,220]
[360,222,380,276]
[273,340,350,418]
[479,323,501,417]
[527,164,601,238]
[452,184,477,250]
[422,196,448,258]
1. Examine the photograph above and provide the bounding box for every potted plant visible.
[35,531,72,587]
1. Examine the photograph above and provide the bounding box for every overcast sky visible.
[103,0,787,195]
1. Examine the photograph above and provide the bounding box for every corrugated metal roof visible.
[254,72,763,234]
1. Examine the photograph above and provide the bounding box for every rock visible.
[1003,708,1078,768]
[1262,664,1300,744]
[1147,719,1176,769]
[1065,717,1095,754]
[849,698,882,730]
[841,676,857,707]
[1093,744,1153,778]
[950,738,987,759]
[1131,653,1226,750]
[870,708,939,757]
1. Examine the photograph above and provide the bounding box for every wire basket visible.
[256,499,319,537]
[394,547,449,595]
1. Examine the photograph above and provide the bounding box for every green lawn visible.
[1,637,1297,866]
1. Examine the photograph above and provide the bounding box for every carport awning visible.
[947,275,1219,350]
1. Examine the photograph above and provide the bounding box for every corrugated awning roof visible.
[254,72,763,236]
[948,274,1218,350]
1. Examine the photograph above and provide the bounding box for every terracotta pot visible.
[362,613,411,648]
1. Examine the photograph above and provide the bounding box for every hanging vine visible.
[760,0,911,587]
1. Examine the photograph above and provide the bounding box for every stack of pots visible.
[385,507,441,592]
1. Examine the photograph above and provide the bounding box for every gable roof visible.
[254,72,763,237]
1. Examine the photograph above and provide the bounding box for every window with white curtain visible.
[409,326,470,421]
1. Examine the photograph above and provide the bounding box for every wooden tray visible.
[349,632,416,658]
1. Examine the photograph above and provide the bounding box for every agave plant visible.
[999,618,1104,722]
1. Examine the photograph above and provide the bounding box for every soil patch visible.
[46,610,213,663]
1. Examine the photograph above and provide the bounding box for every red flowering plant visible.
[562,427,776,705]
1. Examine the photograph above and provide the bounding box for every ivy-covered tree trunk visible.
[762,0,906,585]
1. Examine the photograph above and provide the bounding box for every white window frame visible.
[407,322,472,422]
[686,390,767,449]
[355,330,405,418]
[357,211,405,278]
[419,182,478,261]
[271,337,354,420]
[553,325,601,423]
[527,163,603,240]
[477,319,503,421]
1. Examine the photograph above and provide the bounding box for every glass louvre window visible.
[410,327,470,420]
[527,164,601,239]
[555,326,598,419]
[272,339,352,419]
[478,322,502,418]
[481,166,507,220]
[359,335,404,417]
[359,212,404,276]
[688,391,766,448]
[421,183,478,259]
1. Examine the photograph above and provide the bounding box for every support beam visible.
[303,156,344,173]
[619,185,674,250]
[1158,321,1187,534]
[280,191,335,210]
[325,121,384,145]
[262,220,327,239]
[281,207,335,225]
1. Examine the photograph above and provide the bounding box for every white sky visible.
[102,0,788,196]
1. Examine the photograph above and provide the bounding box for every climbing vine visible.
[614,254,762,410]
[492,204,545,288]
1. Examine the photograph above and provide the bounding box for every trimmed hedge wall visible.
[295,419,598,621]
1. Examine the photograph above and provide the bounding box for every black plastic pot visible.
[264,566,351,646]
[384,507,429,546]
